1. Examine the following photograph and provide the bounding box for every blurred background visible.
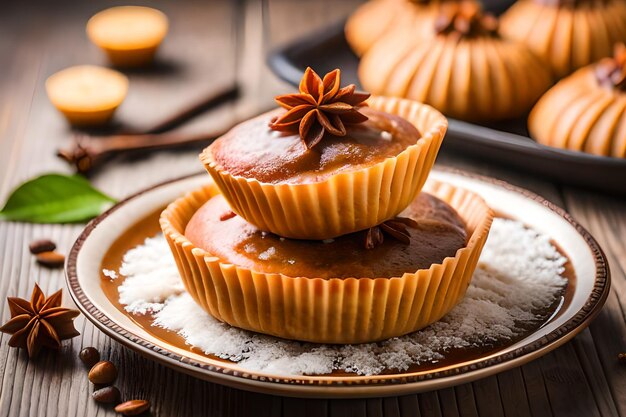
[4,0,623,195]
[1,2,625,417]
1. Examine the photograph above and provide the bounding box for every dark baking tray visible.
[267,20,626,195]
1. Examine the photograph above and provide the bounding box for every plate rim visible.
[65,167,611,398]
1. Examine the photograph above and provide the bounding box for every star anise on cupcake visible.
[0,284,80,358]
[365,217,419,249]
[270,67,370,149]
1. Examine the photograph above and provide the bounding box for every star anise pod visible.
[434,2,498,37]
[596,43,626,91]
[365,217,419,249]
[269,67,370,149]
[0,284,80,358]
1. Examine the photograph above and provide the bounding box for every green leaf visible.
[0,174,117,223]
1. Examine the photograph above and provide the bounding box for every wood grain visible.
[0,0,624,416]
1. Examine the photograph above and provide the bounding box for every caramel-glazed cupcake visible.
[160,177,494,344]
[345,0,472,57]
[500,0,626,78]
[161,68,495,344]
[201,68,447,240]
[529,44,626,158]
[358,3,553,121]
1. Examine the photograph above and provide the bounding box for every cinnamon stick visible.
[57,131,227,174]
[142,85,240,134]
[57,85,241,174]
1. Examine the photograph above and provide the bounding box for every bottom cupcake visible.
[160,179,494,344]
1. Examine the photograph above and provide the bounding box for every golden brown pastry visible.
[345,0,470,57]
[45,65,128,127]
[87,6,169,68]
[201,68,448,240]
[529,44,626,158]
[358,3,553,122]
[500,0,626,78]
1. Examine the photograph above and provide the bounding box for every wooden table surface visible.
[1,0,625,416]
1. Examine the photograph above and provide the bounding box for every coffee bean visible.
[35,251,65,268]
[79,347,100,368]
[115,400,150,416]
[29,239,56,254]
[93,386,121,404]
[88,361,118,385]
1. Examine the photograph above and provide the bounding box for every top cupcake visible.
[201,68,448,239]
[210,109,419,185]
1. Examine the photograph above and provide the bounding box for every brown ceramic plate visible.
[66,168,609,398]
[266,21,626,195]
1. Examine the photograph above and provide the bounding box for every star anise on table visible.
[365,217,419,249]
[0,284,80,358]
[269,67,370,149]
[596,43,626,91]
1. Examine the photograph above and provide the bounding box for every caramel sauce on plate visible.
[100,208,576,376]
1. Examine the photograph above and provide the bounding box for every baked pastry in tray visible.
[529,44,626,158]
[201,68,447,240]
[160,178,494,344]
[358,2,553,122]
[345,0,471,57]
[500,0,626,78]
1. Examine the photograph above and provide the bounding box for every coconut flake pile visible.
[111,218,567,376]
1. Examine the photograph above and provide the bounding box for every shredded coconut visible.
[258,247,276,260]
[117,235,185,315]
[115,219,567,376]
[102,269,118,280]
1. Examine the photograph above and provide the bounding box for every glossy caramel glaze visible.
[185,192,467,279]
[208,107,421,184]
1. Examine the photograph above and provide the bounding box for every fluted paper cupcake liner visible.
[160,178,494,344]
[200,96,448,240]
